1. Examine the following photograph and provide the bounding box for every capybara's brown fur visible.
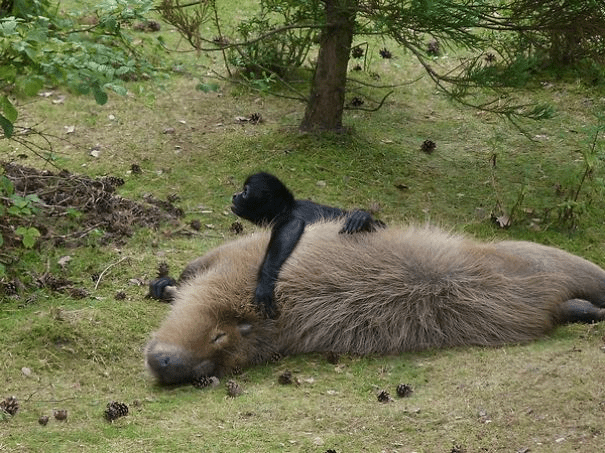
[145,222,605,385]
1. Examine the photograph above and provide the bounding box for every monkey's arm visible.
[255,218,306,318]
[340,210,386,234]
[148,276,177,302]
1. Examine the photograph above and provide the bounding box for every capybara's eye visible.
[211,332,227,344]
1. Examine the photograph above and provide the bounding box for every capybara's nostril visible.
[145,342,195,385]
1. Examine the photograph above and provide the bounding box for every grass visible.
[2,2,605,451]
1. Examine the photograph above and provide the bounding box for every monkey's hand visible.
[148,276,177,302]
[254,286,279,319]
[341,210,384,234]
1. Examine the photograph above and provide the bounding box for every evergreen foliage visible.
[159,0,605,130]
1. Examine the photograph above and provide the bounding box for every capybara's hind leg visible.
[559,299,605,324]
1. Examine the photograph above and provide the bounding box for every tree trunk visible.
[300,0,356,132]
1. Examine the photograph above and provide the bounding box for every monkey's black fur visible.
[231,172,384,318]
[148,276,177,302]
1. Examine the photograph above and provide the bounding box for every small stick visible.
[94,256,130,290]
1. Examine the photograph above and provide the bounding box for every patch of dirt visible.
[1,161,182,250]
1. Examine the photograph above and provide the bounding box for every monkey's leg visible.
[559,299,605,324]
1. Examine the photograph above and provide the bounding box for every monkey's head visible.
[231,172,295,225]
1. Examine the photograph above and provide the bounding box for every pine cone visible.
[104,401,129,421]
[192,375,220,389]
[421,139,436,154]
[350,97,364,107]
[102,176,125,188]
[278,370,293,385]
[68,287,89,299]
[53,409,68,421]
[190,219,202,231]
[427,40,440,56]
[396,383,413,397]
[351,46,364,59]
[4,280,20,296]
[229,221,244,234]
[226,380,243,397]
[0,396,19,416]
[377,390,392,403]
[130,163,142,174]
[38,415,50,426]
[324,351,340,364]
[379,48,392,59]
[249,113,262,124]
[146,20,161,32]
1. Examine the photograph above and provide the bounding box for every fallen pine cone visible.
[53,409,68,421]
[396,383,413,397]
[226,380,243,397]
[104,401,129,421]
[0,396,19,416]
[377,390,393,403]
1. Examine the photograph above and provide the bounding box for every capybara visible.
[145,221,605,385]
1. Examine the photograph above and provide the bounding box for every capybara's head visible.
[145,233,279,384]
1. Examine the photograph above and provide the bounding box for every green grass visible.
[2,2,605,451]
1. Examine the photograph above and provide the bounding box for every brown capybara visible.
[145,221,605,385]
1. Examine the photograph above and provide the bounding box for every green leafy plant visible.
[0,0,159,138]
[14,226,41,248]
[558,113,605,229]
[0,175,41,274]
[160,0,605,132]
[7,194,41,217]
[229,0,322,78]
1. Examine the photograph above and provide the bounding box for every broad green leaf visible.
[0,113,14,138]
[93,85,109,105]
[15,226,40,249]
[0,176,14,196]
[0,95,18,122]
[22,76,44,96]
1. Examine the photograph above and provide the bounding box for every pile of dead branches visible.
[1,162,182,250]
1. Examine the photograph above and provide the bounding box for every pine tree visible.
[159,0,605,132]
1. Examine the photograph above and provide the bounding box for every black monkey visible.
[232,172,385,318]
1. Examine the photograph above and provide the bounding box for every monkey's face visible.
[231,181,261,222]
[231,172,287,225]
